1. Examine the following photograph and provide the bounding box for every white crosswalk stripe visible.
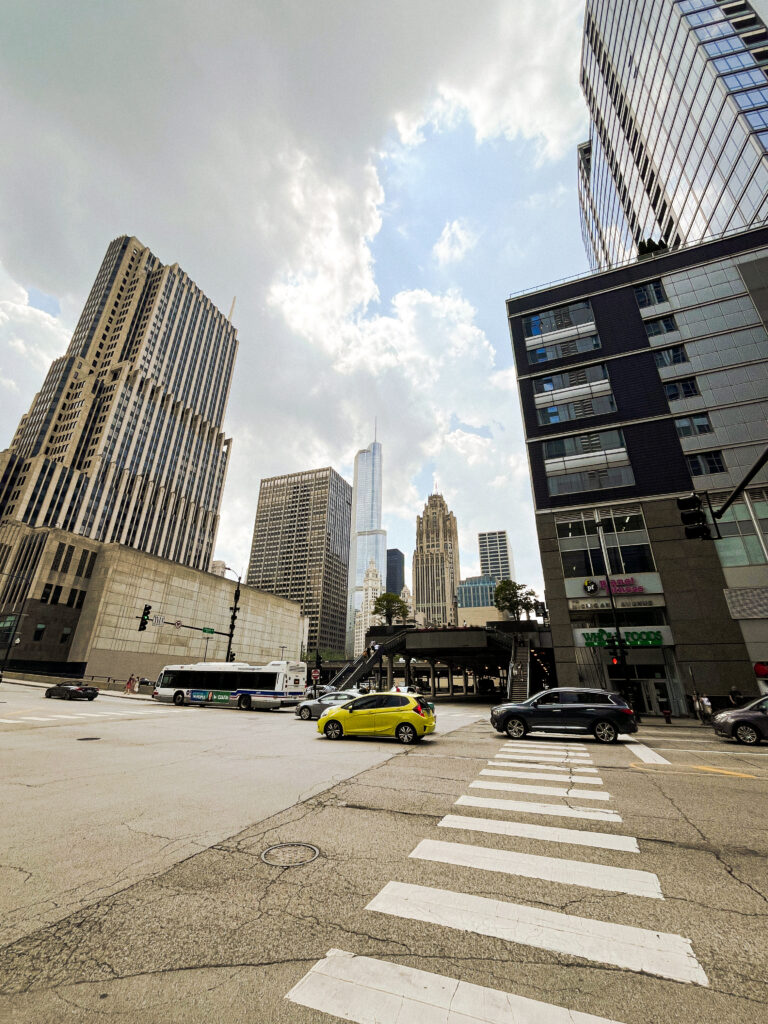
[366,882,708,985]
[438,814,640,852]
[481,767,605,785]
[286,949,629,1024]
[0,718,21,723]
[627,742,671,765]
[19,716,50,722]
[504,742,588,750]
[409,838,663,898]
[495,752,594,763]
[456,794,621,822]
[488,759,599,773]
[470,779,611,801]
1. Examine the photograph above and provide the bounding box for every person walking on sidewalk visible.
[124,674,136,695]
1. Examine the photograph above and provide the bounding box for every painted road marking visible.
[49,714,88,719]
[502,743,588,752]
[410,839,662,899]
[488,760,599,774]
[366,882,708,986]
[481,768,605,785]
[19,717,51,722]
[286,949,629,1024]
[495,752,594,764]
[628,742,671,765]
[470,780,611,802]
[438,814,640,853]
[504,741,588,749]
[456,795,621,822]
[0,718,22,723]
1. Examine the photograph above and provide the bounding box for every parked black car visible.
[44,682,99,701]
[490,687,637,743]
[712,694,768,745]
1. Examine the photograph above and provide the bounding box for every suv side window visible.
[578,691,611,704]
[558,692,579,704]
[537,692,561,705]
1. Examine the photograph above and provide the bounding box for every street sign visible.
[153,614,165,626]
[202,627,215,634]
[174,620,183,630]
[311,669,320,680]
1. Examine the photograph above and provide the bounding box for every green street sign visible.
[202,627,215,634]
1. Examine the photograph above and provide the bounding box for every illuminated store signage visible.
[573,626,674,648]
[583,577,645,595]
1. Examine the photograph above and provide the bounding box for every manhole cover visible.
[261,843,320,866]
[77,737,101,741]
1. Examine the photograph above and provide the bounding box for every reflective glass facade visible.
[580,0,768,269]
[345,440,386,653]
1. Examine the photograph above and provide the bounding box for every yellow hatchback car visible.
[318,692,436,744]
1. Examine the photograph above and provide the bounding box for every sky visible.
[0,0,591,596]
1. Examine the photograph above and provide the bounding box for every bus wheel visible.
[173,691,185,706]
[238,695,252,711]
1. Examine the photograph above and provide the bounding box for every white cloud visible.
[432,219,479,267]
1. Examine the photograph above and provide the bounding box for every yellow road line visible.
[691,764,757,779]
[630,761,758,779]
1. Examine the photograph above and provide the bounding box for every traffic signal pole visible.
[594,518,633,704]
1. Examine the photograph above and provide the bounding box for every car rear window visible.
[415,697,432,710]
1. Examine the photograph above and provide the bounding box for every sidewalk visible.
[3,677,154,701]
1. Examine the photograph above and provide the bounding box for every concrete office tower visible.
[247,468,351,655]
[412,493,460,626]
[353,558,383,656]
[506,224,768,714]
[578,1,768,270]
[386,548,405,596]
[478,530,514,582]
[0,236,237,571]
[345,439,386,654]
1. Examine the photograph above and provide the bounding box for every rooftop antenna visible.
[228,296,236,322]
[374,416,377,442]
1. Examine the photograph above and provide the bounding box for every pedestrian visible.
[728,686,744,707]
[700,694,712,723]
[124,674,136,695]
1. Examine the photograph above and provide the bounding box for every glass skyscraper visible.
[579,0,768,269]
[345,439,386,654]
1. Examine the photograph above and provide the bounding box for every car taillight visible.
[414,704,426,717]
[620,708,635,715]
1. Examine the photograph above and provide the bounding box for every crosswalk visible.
[0,705,175,725]
[286,734,710,1022]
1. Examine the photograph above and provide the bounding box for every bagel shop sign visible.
[573,626,674,648]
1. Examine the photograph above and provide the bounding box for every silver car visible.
[294,690,360,720]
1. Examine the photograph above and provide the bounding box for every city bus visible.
[152,661,307,710]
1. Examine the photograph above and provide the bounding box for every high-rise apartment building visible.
[412,493,460,626]
[0,235,237,571]
[478,530,514,582]
[345,439,386,653]
[353,558,383,656]
[507,224,768,715]
[247,467,351,654]
[386,548,405,596]
[578,0,768,269]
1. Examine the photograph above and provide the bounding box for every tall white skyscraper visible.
[345,438,386,654]
[478,530,514,582]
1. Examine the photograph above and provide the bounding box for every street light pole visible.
[224,566,241,662]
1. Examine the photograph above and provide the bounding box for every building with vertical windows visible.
[386,548,405,596]
[353,558,384,656]
[478,530,514,582]
[0,235,237,571]
[247,467,352,655]
[345,439,386,654]
[579,0,768,269]
[507,225,768,713]
[412,493,460,626]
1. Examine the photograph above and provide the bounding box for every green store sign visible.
[583,628,663,648]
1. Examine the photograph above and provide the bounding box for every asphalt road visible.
[1,686,766,1024]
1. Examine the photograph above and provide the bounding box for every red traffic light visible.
[611,656,619,666]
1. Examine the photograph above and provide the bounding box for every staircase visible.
[327,630,410,691]
[509,638,530,702]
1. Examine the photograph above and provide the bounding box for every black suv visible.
[490,688,637,744]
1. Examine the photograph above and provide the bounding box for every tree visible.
[372,592,410,625]
[494,580,538,621]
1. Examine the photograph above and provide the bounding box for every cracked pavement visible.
[1,688,767,1022]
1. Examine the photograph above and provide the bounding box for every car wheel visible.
[324,720,343,740]
[87,696,96,701]
[45,690,52,698]
[593,720,618,743]
[299,706,312,720]
[396,723,417,744]
[237,695,252,711]
[63,690,71,700]
[173,691,185,706]
[505,717,527,740]
[735,723,760,745]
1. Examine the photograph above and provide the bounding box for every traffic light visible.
[138,604,152,632]
[677,494,712,540]
[605,637,619,664]
[228,650,236,662]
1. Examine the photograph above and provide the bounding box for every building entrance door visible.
[640,678,671,715]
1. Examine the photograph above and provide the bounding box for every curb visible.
[3,679,154,702]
